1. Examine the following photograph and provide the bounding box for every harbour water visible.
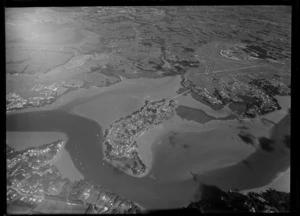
[6,76,290,209]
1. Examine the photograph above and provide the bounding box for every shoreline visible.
[240,167,290,194]
[100,95,178,178]
[6,93,290,210]
[6,131,67,151]
[102,122,163,179]
[7,71,290,190]
[51,139,85,182]
[103,157,151,178]
[102,92,290,179]
[6,76,136,115]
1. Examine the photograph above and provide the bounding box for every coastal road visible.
[169,89,191,100]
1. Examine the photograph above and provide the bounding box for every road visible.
[211,64,267,74]
[205,42,219,74]
[7,186,44,200]
[169,89,191,100]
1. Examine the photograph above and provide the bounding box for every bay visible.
[6,75,290,209]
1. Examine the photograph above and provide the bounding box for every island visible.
[103,98,177,177]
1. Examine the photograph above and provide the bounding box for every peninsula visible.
[103,98,177,177]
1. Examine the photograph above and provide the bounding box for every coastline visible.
[192,111,290,193]
[6,90,290,210]
[101,124,162,178]
[5,5,291,211]
[6,77,134,115]
[240,168,290,194]
[71,76,182,178]
[134,125,166,177]
[6,131,67,151]
[103,157,150,178]
[6,132,85,182]
[51,140,84,182]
